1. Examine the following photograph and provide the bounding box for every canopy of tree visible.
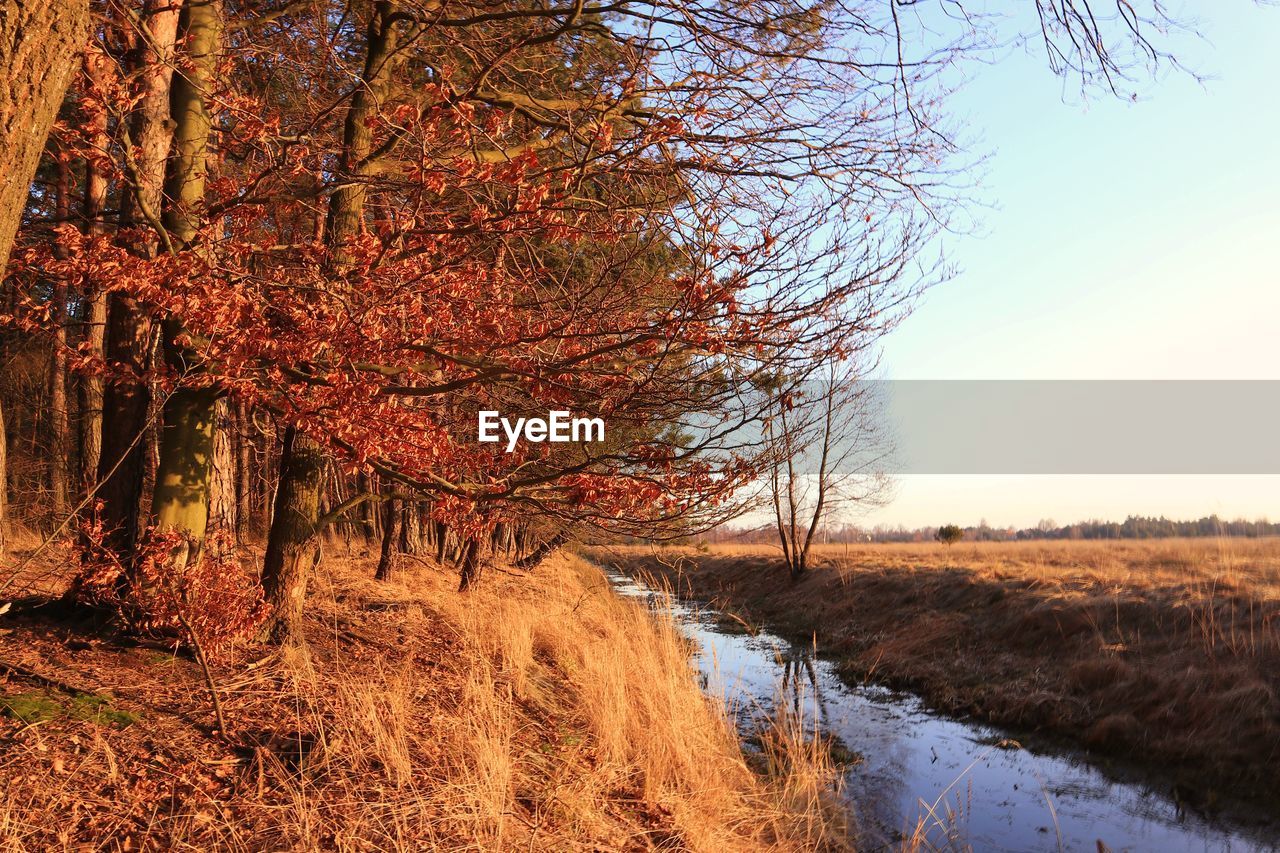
[0,0,1201,642]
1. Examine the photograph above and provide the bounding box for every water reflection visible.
[780,649,826,723]
[607,570,1278,852]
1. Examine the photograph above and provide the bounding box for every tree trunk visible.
[142,336,162,515]
[375,497,397,581]
[48,160,70,523]
[356,471,375,540]
[97,297,154,560]
[0,397,7,557]
[97,0,182,563]
[78,288,107,493]
[161,0,217,246]
[150,385,218,552]
[457,536,482,591]
[324,464,347,549]
[118,0,183,244]
[515,531,569,571]
[0,0,88,274]
[207,398,236,542]
[259,428,326,643]
[48,292,70,522]
[399,501,421,556]
[325,1,402,266]
[0,0,86,539]
[235,400,252,540]
[79,85,108,493]
[434,520,448,564]
[262,1,401,639]
[149,0,221,552]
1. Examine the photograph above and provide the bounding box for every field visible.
[0,539,846,851]
[587,538,1280,811]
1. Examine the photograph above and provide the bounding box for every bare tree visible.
[766,363,890,580]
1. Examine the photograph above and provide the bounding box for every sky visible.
[859,4,1280,529]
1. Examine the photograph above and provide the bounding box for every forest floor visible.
[587,538,1280,816]
[0,534,848,852]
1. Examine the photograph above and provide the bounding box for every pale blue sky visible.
[864,4,1280,528]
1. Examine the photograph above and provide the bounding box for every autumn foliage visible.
[8,0,945,560]
[73,507,270,659]
[0,0,1196,646]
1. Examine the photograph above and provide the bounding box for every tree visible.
[259,427,325,643]
[114,0,1213,606]
[0,0,90,548]
[0,0,1226,640]
[163,0,941,537]
[95,0,185,568]
[78,45,114,496]
[148,0,223,565]
[0,0,89,274]
[936,524,964,547]
[258,0,405,641]
[765,362,890,580]
[375,495,398,582]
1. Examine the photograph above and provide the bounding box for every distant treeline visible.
[693,515,1280,545]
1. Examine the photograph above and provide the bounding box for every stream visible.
[605,569,1279,852]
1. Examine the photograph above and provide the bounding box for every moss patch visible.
[1,689,138,727]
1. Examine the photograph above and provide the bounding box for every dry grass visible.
[589,538,1280,810]
[0,542,849,851]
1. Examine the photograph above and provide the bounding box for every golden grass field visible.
[3,534,1276,849]
[0,539,848,851]
[588,537,1280,810]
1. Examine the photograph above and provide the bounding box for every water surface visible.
[606,570,1278,852]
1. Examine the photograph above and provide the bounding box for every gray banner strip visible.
[880,380,1280,474]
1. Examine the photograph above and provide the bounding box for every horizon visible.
[713,504,1279,537]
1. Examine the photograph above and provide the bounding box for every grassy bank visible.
[0,539,847,851]
[588,539,1280,812]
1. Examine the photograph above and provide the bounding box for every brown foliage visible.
[73,511,269,660]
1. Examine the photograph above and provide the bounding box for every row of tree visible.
[701,515,1280,545]
[0,0,1201,648]
[1011,516,1280,542]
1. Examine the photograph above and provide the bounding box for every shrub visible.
[935,524,964,547]
[73,508,269,661]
